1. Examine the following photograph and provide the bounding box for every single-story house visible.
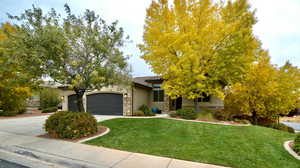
[60,76,224,115]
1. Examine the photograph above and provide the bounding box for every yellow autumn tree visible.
[0,23,32,115]
[224,52,300,125]
[139,0,259,111]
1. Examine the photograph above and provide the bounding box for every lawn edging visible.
[284,140,300,160]
[165,117,251,127]
[77,127,110,143]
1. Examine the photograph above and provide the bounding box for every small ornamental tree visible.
[139,0,259,111]
[8,4,131,112]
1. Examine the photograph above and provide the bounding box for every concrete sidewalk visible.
[0,115,228,168]
[0,131,228,168]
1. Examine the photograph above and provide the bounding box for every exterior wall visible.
[149,88,169,113]
[61,85,132,116]
[132,87,151,112]
[182,95,224,110]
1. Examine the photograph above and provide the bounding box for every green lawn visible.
[85,118,300,168]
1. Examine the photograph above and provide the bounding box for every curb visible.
[283,140,300,160]
[77,127,110,143]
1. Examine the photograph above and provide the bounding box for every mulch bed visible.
[289,141,300,156]
[170,116,248,126]
[37,126,107,143]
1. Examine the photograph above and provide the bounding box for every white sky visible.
[1,0,299,77]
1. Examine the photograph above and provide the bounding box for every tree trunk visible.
[74,88,85,112]
[194,99,200,112]
[252,111,258,125]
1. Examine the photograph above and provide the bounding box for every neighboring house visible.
[26,81,65,109]
[60,76,224,116]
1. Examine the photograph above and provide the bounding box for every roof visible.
[133,76,162,88]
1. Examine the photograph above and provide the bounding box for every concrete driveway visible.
[0,115,121,137]
[0,115,226,168]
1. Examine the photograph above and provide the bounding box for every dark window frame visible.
[153,90,164,102]
[197,93,210,102]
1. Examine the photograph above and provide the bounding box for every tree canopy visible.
[139,0,260,110]
[224,52,300,124]
[8,4,131,111]
[0,23,34,114]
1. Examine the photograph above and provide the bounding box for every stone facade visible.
[61,85,132,116]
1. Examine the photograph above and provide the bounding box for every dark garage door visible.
[68,94,79,112]
[87,93,123,115]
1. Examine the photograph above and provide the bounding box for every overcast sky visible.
[1,0,299,77]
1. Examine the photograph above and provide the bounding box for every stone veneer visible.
[163,95,170,113]
[61,85,132,116]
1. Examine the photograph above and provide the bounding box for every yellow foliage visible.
[225,52,300,123]
[139,0,259,101]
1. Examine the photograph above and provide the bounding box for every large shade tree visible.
[8,4,130,112]
[0,23,36,114]
[139,0,260,111]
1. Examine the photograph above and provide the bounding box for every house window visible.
[152,84,161,88]
[197,93,210,102]
[153,90,164,102]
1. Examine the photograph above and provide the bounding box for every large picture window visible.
[153,90,164,102]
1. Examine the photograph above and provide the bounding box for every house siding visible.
[132,87,151,112]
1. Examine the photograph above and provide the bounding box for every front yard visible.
[85,118,300,168]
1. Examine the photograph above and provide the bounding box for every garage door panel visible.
[87,93,123,115]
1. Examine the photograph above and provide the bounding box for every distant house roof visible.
[133,76,162,88]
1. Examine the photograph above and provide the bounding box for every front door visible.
[175,97,182,110]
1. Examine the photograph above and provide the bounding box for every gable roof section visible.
[133,76,162,88]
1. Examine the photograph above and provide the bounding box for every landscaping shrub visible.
[0,110,18,116]
[0,87,31,116]
[169,111,177,118]
[40,88,60,110]
[269,123,295,133]
[197,108,215,121]
[138,104,155,116]
[133,111,145,116]
[175,107,197,120]
[294,134,300,154]
[213,109,230,121]
[233,119,251,124]
[42,107,58,113]
[45,111,97,139]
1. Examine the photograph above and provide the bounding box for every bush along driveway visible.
[85,118,300,168]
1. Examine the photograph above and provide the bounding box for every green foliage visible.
[0,87,31,116]
[133,111,145,116]
[269,123,295,133]
[45,111,97,139]
[169,111,178,118]
[42,107,58,113]
[196,108,215,121]
[40,88,60,109]
[212,109,231,121]
[85,118,299,168]
[138,104,155,116]
[294,134,300,154]
[233,119,251,124]
[173,107,197,120]
[0,23,36,116]
[7,4,131,111]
